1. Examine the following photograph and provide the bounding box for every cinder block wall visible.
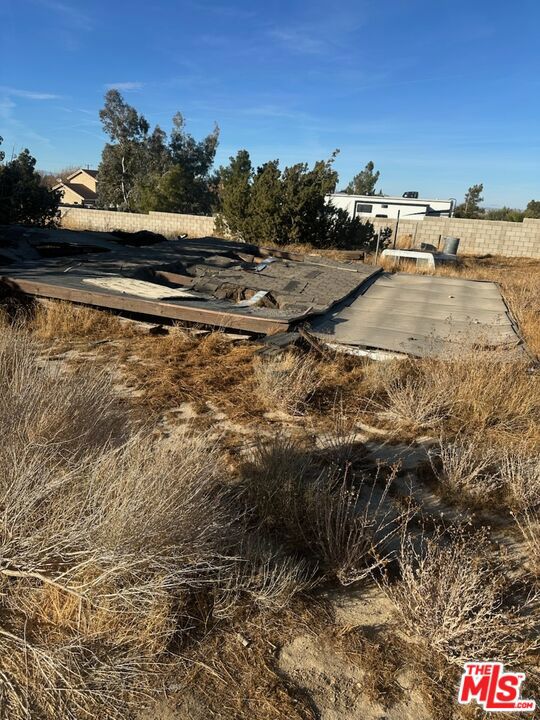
[370,216,540,258]
[59,207,216,238]
[59,207,540,258]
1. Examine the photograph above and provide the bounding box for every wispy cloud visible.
[0,95,54,151]
[268,28,327,55]
[32,0,92,30]
[268,4,370,57]
[104,82,144,92]
[240,104,314,122]
[0,86,60,100]
[0,97,16,121]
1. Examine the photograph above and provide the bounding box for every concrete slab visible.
[310,271,521,357]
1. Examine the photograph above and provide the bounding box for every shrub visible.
[515,512,540,582]
[241,436,405,585]
[378,372,453,433]
[0,327,309,718]
[0,141,60,227]
[499,446,540,512]
[374,351,539,442]
[254,352,320,415]
[384,527,537,666]
[216,149,374,249]
[430,435,500,503]
[430,437,540,512]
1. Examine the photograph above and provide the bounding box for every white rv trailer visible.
[327,192,455,221]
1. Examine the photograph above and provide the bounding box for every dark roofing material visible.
[0,231,380,334]
[68,168,98,180]
[63,182,97,201]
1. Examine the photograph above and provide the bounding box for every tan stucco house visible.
[54,168,98,206]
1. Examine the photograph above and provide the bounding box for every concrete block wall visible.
[59,206,540,258]
[370,216,540,258]
[59,207,216,238]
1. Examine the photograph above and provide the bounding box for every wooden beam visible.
[1,276,291,334]
[153,270,195,286]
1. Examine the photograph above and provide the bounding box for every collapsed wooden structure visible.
[0,226,524,357]
[0,227,380,334]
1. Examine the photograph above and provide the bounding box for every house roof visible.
[58,182,97,201]
[66,168,98,181]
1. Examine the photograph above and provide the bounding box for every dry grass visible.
[254,352,320,416]
[0,326,316,719]
[338,628,406,709]
[31,299,133,342]
[430,436,540,514]
[378,371,453,432]
[430,435,500,504]
[372,350,540,444]
[0,326,126,454]
[1,250,539,717]
[516,512,540,582]
[165,602,328,720]
[384,527,538,667]
[119,329,265,420]
[241,437,406,586]
[499,446,540,512]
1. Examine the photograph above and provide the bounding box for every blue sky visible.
[0,0,538,207]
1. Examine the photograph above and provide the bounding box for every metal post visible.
[374,232,381,264]
[393,209,401,248]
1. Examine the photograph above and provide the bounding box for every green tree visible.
[144,126,171,176]
[524,200,540,219]
[280,156,338,246]
[97,91,219,214]
[343,161,380,195]
[169,112,219,179]
[97,90,150,210]
[0,141,60,227]
[484,206,525,222]
[246,160,283,243]
[137,164,215,215]
[455,183,485,219]
[163,112,220,214]
[215,150,253,238]
[216,150,374,250]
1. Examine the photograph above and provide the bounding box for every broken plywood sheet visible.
[83,277,197,300]
[310,271,522,357]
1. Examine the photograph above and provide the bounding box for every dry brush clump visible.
[429,435,500,505]
[378,370,454,433]
[373,350,539,443]
[516,512,540,582]
[0,326,310,719]
[498,446,540,512]
[431,435,540,512]
[384,527,538,667]
[254,351,321,416]
[0,326,126,454]
[31,299,133,342]
[240,436,407,586]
